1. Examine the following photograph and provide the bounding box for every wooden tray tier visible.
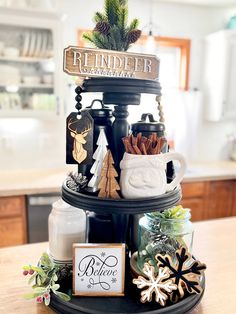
[49,275,205,314]
[61,182,182,215]
[82,77,161,93]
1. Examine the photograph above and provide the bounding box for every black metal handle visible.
[87,99,106,109]
[141,113,156,122]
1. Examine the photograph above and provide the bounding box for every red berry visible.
[23,270,28,276]
[29,269,34,275]
[36,296,43,303]
[44,293,50,299]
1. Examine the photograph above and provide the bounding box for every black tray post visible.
[112,104,129,169]
[111,213,130,243]
[103,90,141,169]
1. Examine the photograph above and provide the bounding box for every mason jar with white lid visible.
[48,198,86,262]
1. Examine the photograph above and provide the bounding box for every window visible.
[77,29,192,153]
[77,30,191,91]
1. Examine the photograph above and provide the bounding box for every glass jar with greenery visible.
[137,206,193,273]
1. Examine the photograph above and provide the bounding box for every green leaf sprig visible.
[23,252,70,306]
[152,205,191,220]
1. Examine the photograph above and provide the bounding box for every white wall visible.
[0,118,66,170]
[58,0,236,162]
[0,0,235,170]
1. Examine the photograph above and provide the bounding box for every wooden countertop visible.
[0,161,236,197]
[0,217,235,313]
[183,160,236,182]
[0,167,75,197]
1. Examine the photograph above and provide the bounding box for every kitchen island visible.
[0,161,236,247]
[0,217,235,314]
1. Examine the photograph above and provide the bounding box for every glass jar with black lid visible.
[131,113,174,181]
[81,99,113,151]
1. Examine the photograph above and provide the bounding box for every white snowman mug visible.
[120,152,186,199]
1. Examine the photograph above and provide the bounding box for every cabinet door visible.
[0,196,24,217]
[224,33,236,118]
[232,181,236,216]
[204,31,228,121]
[181,198,206,221]
[204,30,236,121]
[0,196,27,247]
[0,217,26,247]
[206,180,234,219]
[181,182,206,221]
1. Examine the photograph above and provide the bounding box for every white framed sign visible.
[73,243,126,296]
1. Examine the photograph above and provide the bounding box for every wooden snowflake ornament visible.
[156,246,206,303]
[133,264,177,306]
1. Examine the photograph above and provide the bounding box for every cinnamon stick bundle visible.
[122,133,167,155]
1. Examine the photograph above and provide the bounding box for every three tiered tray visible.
[48,78,205,314]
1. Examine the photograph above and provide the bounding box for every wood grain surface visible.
[63,46,159,80]
[0,217,236,313]
[0,196,27,247]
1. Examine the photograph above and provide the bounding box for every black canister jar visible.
[81,99,113,151]
[131,113,167,152]
[131,113,175,183]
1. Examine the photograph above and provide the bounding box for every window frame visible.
[77,30,191,91]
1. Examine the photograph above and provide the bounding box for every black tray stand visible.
[50,78,205,314]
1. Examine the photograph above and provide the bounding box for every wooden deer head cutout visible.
[66,112,93,165]
[68,119,92,163]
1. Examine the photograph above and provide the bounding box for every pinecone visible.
[66,172,88,192]
[94,21,110,35]
[66,178,78,192]
[127,29,141,44]
[57,265,72,281]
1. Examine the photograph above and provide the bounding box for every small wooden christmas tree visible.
[88,129,108,191]
[98,150,120,199]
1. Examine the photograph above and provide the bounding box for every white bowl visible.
[3,47,20,58]
[42,74,53,84]
[0,41,5,55]
[0,65,20,85]
[22,76,41,84]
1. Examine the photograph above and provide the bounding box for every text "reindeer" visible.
[68,119,92,164]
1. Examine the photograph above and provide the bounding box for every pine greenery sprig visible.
[83,0,141,51]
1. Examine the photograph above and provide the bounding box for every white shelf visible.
[0,56,53,63]
[0,109,58,118]
[0,7,61,20]
[0,83,53,89]
[0,8,64,117]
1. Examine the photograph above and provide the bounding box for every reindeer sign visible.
[66,112,94,165]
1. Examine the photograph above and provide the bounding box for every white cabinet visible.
[204,29,236,121]
[0,7,64,118]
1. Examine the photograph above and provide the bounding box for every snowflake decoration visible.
[87,284,92,289]
[133,263,177,306]
[111,278,117,284]
[101,252,106,257]
[156,246,206,303]
[96,261,101,266]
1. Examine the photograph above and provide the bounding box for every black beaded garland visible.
[75,86,83,113]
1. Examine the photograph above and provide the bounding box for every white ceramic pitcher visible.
[120,152,186,199]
